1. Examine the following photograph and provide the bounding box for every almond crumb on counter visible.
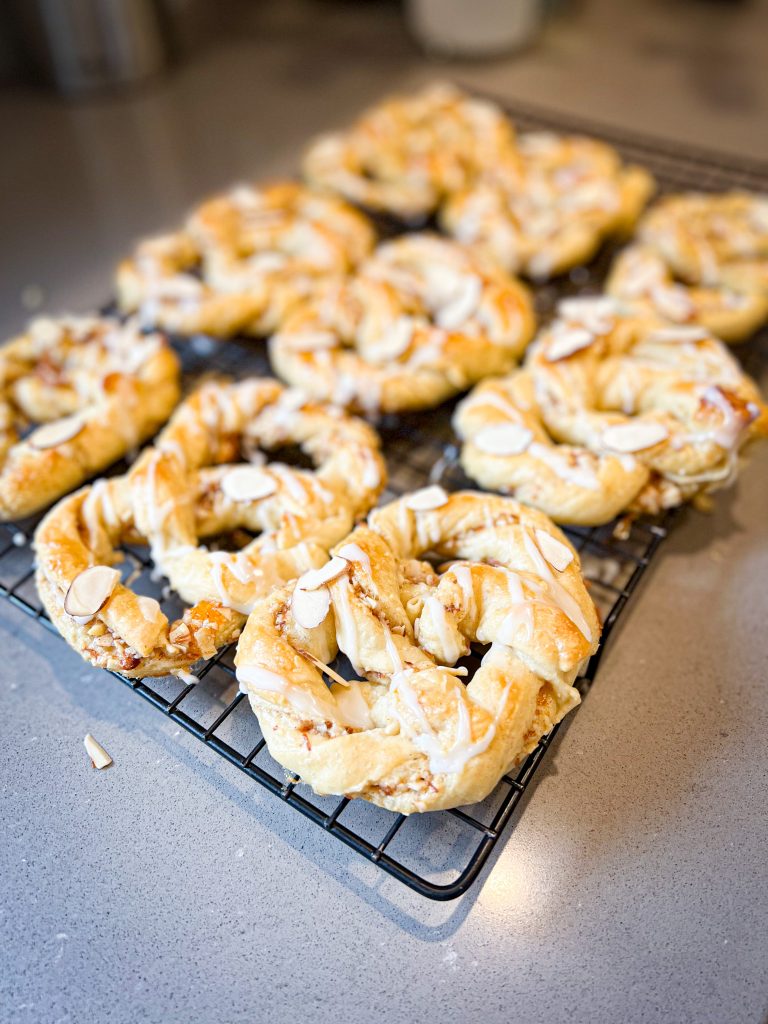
[84,733,113,770]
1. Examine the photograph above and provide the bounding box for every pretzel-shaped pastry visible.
[116,183,375,337]
[269,234,535,414]
[236,490,599,813]
[441,132,654,281]
[606,244,768,345]
[35,379,386,678]
[0,315,180,521]
[302,82,519,220]
[455,297,768,523]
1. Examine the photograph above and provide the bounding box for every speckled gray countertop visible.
[1,3,768,1022]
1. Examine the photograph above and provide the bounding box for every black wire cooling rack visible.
[1,98,766,900]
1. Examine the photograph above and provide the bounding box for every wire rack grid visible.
[0,99,765,900]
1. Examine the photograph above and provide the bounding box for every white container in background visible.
[407,0,543,58]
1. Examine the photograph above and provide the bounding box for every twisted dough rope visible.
[116,183,375,338]
[440,132,654,281]
[455,297,768,524]
[236,490,600,814]
[0,315,180,521]
[607,192,768,343]
[269,234,535,414]
[302,82,519,221]
[35,379,386,678]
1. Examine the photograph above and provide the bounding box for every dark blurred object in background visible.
[7,0,170,95]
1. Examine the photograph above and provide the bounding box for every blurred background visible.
[0,0,766,337]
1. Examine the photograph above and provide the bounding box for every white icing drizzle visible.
[337,543,372,574]
[421,595,463,665]
[528,442,601,490]
[333,680,374,730]
[333,576,361,671]
[237,665,338,721]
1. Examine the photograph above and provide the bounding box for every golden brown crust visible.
[269,233,535,414]
[302,82,519,220]
[35,379,387,678]
[235,491,600,814]
[608,192,768,344]
[115,183,375,337]
[440,132,655,280]
[0,316,180,521]
[456,297,767,523]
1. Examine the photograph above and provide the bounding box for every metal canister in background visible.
[11,0,169,95]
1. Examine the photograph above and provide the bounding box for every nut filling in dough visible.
[236,491,600,814]
[455,297,767,524]
[116,182,375,338]
[0,315,180,521]
[35,379,386,678]
[269,233,535,414]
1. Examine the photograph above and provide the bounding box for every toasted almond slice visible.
[64,565,121,619]
[305,651,350,687]
[29,414,85,450]
[474,423,533,456]
[283,330,339,352]
[404,485,449,512]
[559,296,618,325]
[296,557,349,592]
[291,584,331,629]
[84,733,112,770]
[646,325,709,344]
[534,529,574,572]
[436,274,483,330]
[651,284,694,322]
[336,543,372,574]
[221,466,277,502]
[603,421,669,452]
[137,595,163,623]
[545,326,594,362]
[367,316,416,362]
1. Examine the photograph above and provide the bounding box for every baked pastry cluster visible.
[116,182,375,337]
[607,192,768,343]
[0,316,180,520]
[5,84,764,817]
[35,379,386,677]
[270,233,535,413]
[456,296,767,524]
[236,490,599,814]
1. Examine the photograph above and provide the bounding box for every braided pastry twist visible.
[116,183,374,337]
[607,192,768,343]
[302,82,519,220]
[35,380,386,677]
[236,490,599,814]
[441,131,654,280]
[455,297,767,523]
[0,315,180,521]
[269,234,535,414]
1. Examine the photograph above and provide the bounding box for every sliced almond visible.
[404,485,449,512]
[474,423,533,456]
[283,330,338,352]
[436,274,483,330]
[64,565,120,619]
[367,316,415,362]
[603,421,669,453]
[221,466,277,502]
[169,621,191,643]
[29,415,85,450]
[545,326,594,362]
[291,584,331,629]
[84,733,112,770]
[558,296,618,334]
[534,529,574,572]
[137,595,163,623]
[651,284,693,322]
[645,325,709,344]
[296,557,349,592]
